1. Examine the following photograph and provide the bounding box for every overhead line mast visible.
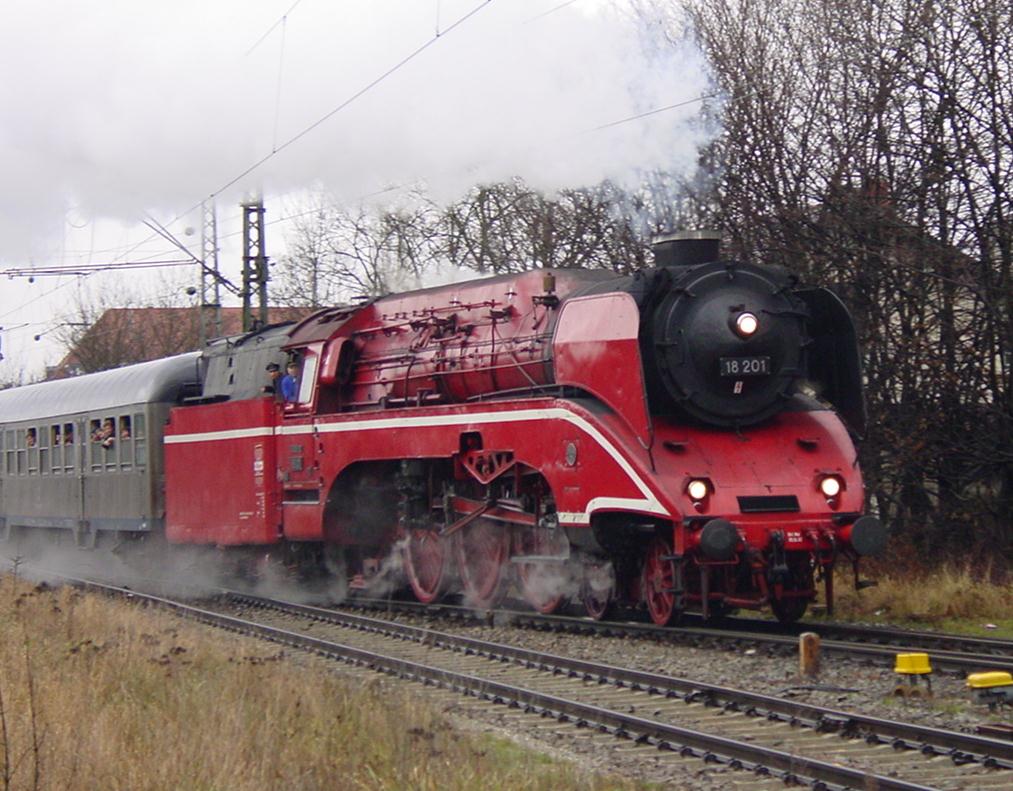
[200,200,223,346]
[241,196,269,332]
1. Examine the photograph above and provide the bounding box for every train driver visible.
[264,362,282,398]
[281,360,299,403]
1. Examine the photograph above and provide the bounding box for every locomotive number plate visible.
[719,356,770,377]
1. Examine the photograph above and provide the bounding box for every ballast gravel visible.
[216,599,1008,790]
[400,609,998,734]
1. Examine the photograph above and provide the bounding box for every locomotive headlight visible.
[819,476,842,498]
[735,312,759,337]
[687,479,710,501]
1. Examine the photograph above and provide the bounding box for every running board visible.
[509,555,570,564]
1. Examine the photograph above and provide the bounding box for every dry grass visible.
[0,575,641,791]
[828,561,1013,636]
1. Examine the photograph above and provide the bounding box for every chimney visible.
[652,230,722,268]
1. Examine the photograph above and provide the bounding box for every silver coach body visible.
[0,354,201,547]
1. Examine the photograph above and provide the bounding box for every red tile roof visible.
[49,306,314,379]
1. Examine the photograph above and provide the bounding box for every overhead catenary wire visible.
[1,83,721,292]
[209,0,495,201]
[0,279,77,323]
[1,261,193,278]
[143,216,243,296]
[0,4,504,361]
[254,90,723,229]
[246,0,306,57]
[65,0,669,255]
[20,2,488,267]
[3,0,317,304]
[524,0,582,24]
[39,0,499,298]
[590,93,721,132]
[2,1,718,337]
[272,14,288,152]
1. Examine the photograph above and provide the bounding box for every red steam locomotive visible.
[161,231,885,624]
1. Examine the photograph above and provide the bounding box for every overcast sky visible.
[0,0,713,380]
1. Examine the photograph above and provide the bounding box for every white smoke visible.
[0,0,714,377]
[0,532,225,599]
[0,1,712,258]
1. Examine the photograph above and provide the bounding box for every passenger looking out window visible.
[50,425,63,471]
[92,418,115,448]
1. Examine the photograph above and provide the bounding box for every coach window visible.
[63,423,76,472]
[4,430,13,475]
[27,428,39,475]
[50,425,63,473]
[16,429,26,476]
[101,416,117,470]
[39,426,50,475]
[133,414,146,469]
[89,419,102,471]
[119,415,132,470]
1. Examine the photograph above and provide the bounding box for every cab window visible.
[297,355,318,404]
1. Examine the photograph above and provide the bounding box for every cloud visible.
[0,1,711,248]
[0,1,714,376]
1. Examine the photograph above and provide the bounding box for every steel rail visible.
[229,591,1013,769]
[72,578,939,791]
[711,616,1013,658]
[341,596,1013,675]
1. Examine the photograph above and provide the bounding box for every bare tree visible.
[658,0,1012,556]
[277,0,1013,559]
[53,278,202,374]
[279,181,661,293]
[0,368,27,390]
[275,195,441,303]
[437,180,656,273]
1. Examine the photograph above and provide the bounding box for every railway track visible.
[59,576,1013,790]
[7,554,1008,675]
[338,596,1013,676]
[710,616,1013,661]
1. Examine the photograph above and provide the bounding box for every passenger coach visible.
[0,354,200,548]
